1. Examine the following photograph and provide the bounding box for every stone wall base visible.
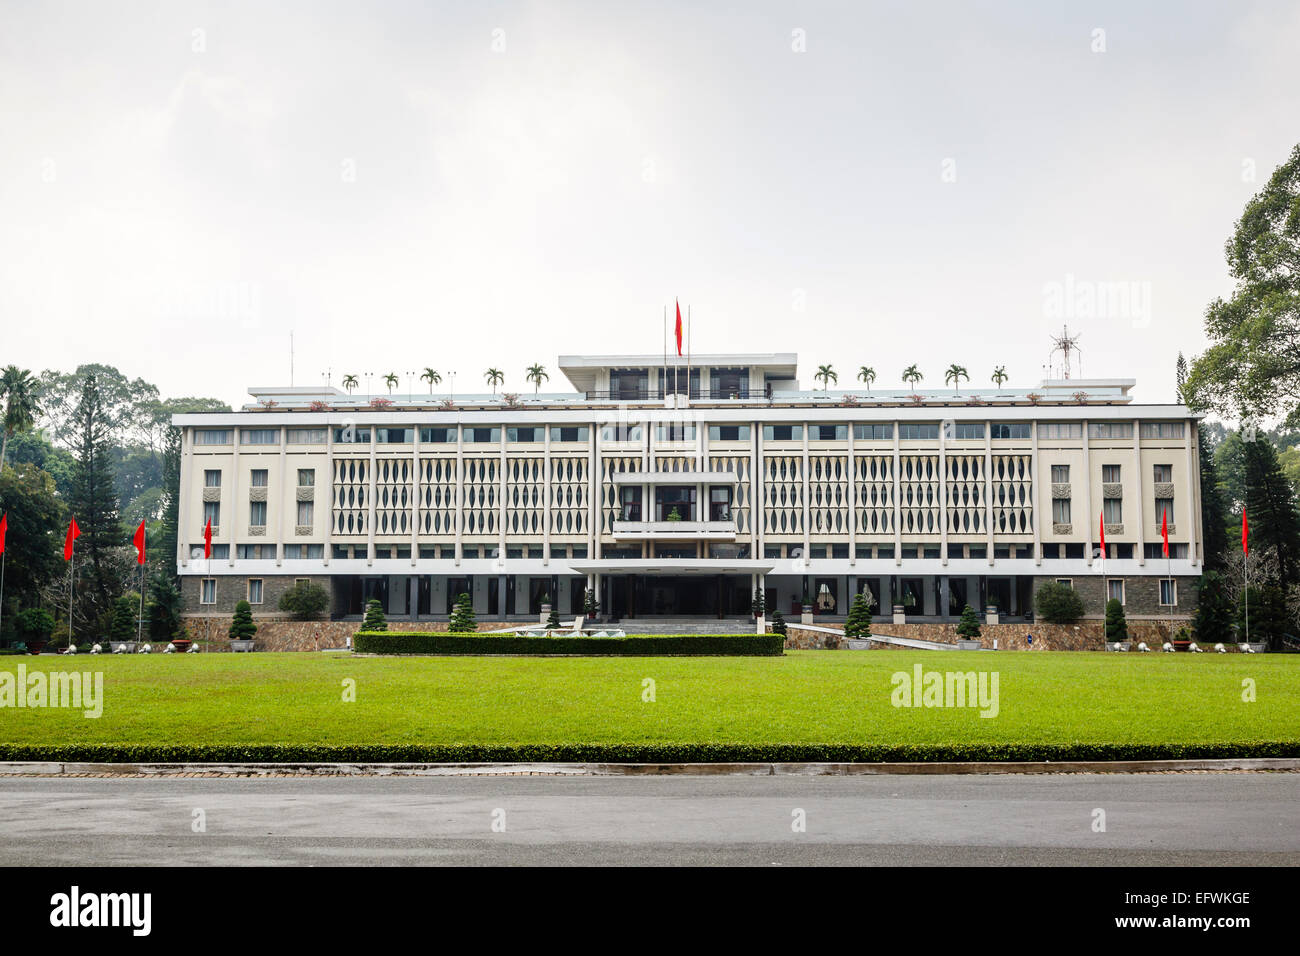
[178,618,530,652]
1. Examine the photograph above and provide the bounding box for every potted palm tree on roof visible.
[857,366,875,394]
[902,365,923,391]
[944,363,969,397]
[484,368,504,394]
[341,374,359,395]
[382,372,399,395]
[525,364,549,394]
[814,364,838,390]
[991,366,1009,389]
[420,367,442,395]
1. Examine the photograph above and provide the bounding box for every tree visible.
[146,569,183,641]
[769,609,788,637]
[13,607,55,649]
[1239,583,1289,647]
[545,605,561,629]
[1104,598,1128,643]
[844,592,873,638]
[750,588,766,618]
[155,422,182,576]
[420,368,442,393]
[362,598,387,631]
[582,586,600,618]
[902,365,923,389]
[110,594,138,644]
[229,599,257,640]
[814,364,837,389]
[1175,352,1188,403]
[341,374,359,394]
[1242,436,1300,587]
[944,364,969,396]
[383,372,399,394]
[67,372,125,624]
[991,366,1008,388]
[0,464,65,613]
[448,592,477,632]
[0,365,42,469]
[857,367,876,392]
[1192,571,1234,643]
[36,364,159,451]
[1034,581,1084,624]
[1184,143,1300,426]
[525,364,549,393]
[484,368,504,394]
[1199,429,1230,573]
[278,580,328,620]
[954,604,982,639]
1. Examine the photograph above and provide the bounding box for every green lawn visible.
[1,651,1297,762]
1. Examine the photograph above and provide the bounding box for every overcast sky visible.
[2,0,1299,408]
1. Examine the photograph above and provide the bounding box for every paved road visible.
[0,773,1296,865]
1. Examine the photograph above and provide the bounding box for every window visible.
[201,579,216,604]
[374,427,413,443]
[236,544,272,559]
[297,468,314,487]
[203,501,220,528]
[287,428,325,444]
[570,545,587,558]
[250,469,268,487]
[196,543,229,560]
[1146,543,1188,559]
[464,427,501,443]
[1056,579,1073,589]
[204,469,222,487]
[809,424,847,441]
[1140,422,1185,439]
[1107,579,1124,604]
[1039,423,1083,439]
[656,423,696,442]
[876,546,894,559]
[898,424,940,440]
[249,501,266,526]
[248,579,264,604]
[297,500,314,527]
[709,486,732,521]
[1103,498,1123,523]
[655,485,696,521]
[1052,498,1072,524]
[333,427,370,443]
[1159,579,1177,606]
[1051,465,1069,483]
[619,486,642,521]
[708,424,750,441]
[853,424,893,440]
[1155,497,1174,523]
[419,426,456,443]
[550,426,589,442]
[600,423,642,442]
[950,423,984,440]
[763,424,803,441]
[764,545,783,559]
[1064,543,1085,559]
[194,429,232,445]
[1089,422,1134,439]
[1153,464,1172,483]
[506,427,541,443]
[241,428,279,445]
[990,423,1030,439]
[1042,543,1060,559]
[1102,464,1121,483]
[284,544,324,559]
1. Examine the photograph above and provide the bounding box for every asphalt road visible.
[0,773,1296,866]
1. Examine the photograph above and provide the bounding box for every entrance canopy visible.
[567,559,777,576]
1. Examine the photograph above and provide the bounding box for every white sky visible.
[2,0,1299,407]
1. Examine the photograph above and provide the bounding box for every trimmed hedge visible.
[1,741,1296,764]
[352,632,784,656]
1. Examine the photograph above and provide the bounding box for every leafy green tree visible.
[0,365,42,468]
[901,365,923,389]
[362,598,387,631]
[0,463,65,612]
[844,592,873,638]
[525,364,549,393]
[1034,581,1085,624]
[1103,598,1128,643]
[1184,143,1300,426]
[67,371,125,621]
[857,367,876,391]
[769,609,788,637]
[4,429,76,499]
[229,599,257,640]
[146,569,184,641]
[1192,571,1235,643]
[448,592,477,632]
[1238,583,1289,647]
[1242,437,1300,586]
[991,366,1009,388]
[14,607,55,648]
[110,594,138,642]
[278,581,329,620]
[814,364,837,389]
[484,368,504,394]
[944,364,969,396]
[1200,429,1230,573]
[420,368,442,393]
[956,604,982,639]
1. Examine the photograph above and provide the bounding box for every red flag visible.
[133,519,147,565]
[0,512,7,556]
[1098,512,1106,556]
[1242,510,1249,555]
[64,517,80,561]
[1161,507,1169,558]
[203,517,212,559]
[674,299,683,357]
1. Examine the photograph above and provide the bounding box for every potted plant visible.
[666,506,683,522]
[539,592,552,626]
[15,608,55,656]
[955,604,983,650]
[750,588,766,620]
[800,588,813,624]
[228,599,258,652]
[1104,598,1130,651]
[984,593,1000,625]
[1171,625,1192,652]
[582,587,601,623]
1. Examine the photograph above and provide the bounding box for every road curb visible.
[1,757,1298,777]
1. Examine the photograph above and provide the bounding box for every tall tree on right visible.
[1199,428,1231,573]
[67,372,125,625]
[1242,436,1300,588]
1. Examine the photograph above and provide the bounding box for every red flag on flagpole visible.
[1161,507,1170,558]
[133,520,147,565]
[1242,510,1249,555]
[674,299,683,357]
[1099,512,1106,556]
[203,517,212,559]
[0,512,7,556]
[64,517,80,561]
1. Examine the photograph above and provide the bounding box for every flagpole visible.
[68,543,74,648]
[0,550,6,644]
[137,528,145,644]
[687,305,692,400]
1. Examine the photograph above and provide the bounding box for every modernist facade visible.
[173,352,1203,625]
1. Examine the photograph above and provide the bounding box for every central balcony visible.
[611,520,741,540]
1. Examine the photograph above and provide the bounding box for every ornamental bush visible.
[546,606,562,629]
[770,609,788,637]
[843,592,872,638]
[228,599,257,641]
[278,581,329,620]
[448,592,477,633]
[1104,598,1128,643]
[1034,581,1085,625]
[956,604,982,639]
[362,598,387,632]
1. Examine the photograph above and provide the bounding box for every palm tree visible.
[525,364,549,394]
[484,368,505,394]
[991,365,1008,388]
[902,365,923,390]
[944,364,969,396]
[814,364,838,390]
[383,372,399,394]
[420,368,442,394]
[341,374,359,394]
[857,366,876,392]
[0,365,41,468]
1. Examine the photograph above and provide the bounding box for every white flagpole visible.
[1244,538,1249,644]
[137,526,145,644]
[68,542,74,648]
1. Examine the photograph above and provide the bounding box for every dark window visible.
[899,424,940,440]
[420,427,455,443]
[990,423,1031,439]
[852,424,893,440]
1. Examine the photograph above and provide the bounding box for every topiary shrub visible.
[770,609,788,637]
[956,604,982,639]
[110,595,138,643]
[750,589,766,618]
[843,592,872,638]
[1034,581,1085,625]
[362,598,387,631]
[229,599,257,641]
[448,592,477,633]
[1104,598,1128,643]
[546,606,562,629]
[278,581,329,620]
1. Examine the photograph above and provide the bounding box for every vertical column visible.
[892,421,902,567]
[1132,418,1146,567]
[938,420,948,567]
[1187,420,1202,567]
[1081,420,1093,567]
[323,422,333,567]
[543,425,551,567]
[178,427,192,570]
[366,429,377,566]
[848,422,857,567]
[987,419,996,566]
[754,422,764,558]
[801,421,810,565]
[498,425,507,562]
[229,428,241,568]
[410,427,420,567]
[275,425,287,566]
[590,422,601,558]
[454,424,464,565]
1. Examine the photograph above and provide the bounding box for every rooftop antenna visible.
[1048,325,1082,380]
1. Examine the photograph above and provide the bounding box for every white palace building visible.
[173,351,1203,627]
